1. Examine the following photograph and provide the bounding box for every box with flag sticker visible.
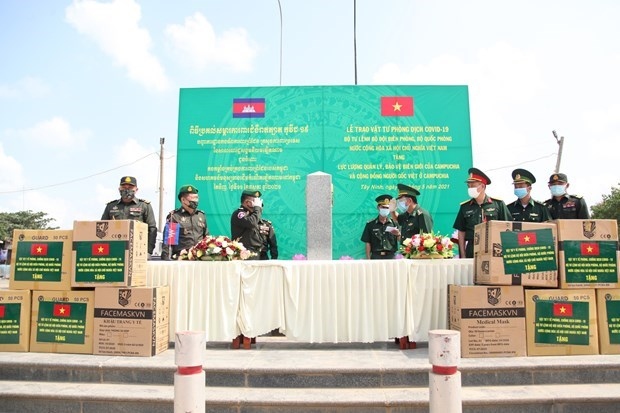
[474,221,558,287]
[0,289,31,352]
[525,289,598,356]
[71,220,147,288]
[597,288,620,354]
[9,229,73,291]
[30,290,94,354]
[554,219,619,289]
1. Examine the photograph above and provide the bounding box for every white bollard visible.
[174,331,206,413]
[428,329,462,413]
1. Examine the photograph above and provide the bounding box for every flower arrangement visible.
[177,235,254,261]
[292,254,307,260]
[401,232,454,259]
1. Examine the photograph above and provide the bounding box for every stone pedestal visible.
[306,172,332,260]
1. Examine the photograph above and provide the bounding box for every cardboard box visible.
[0,289,31,352]
[30,290,95,354]
[525,289,598,356]
[448,285,526,357]
[596,288,620,355]
[554,219,619,289]
[71,220,147,288]
[9,229,73,291]
[94,286,170,356]
[474,221,558,287]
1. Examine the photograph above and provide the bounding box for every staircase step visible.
[1,381,620,413]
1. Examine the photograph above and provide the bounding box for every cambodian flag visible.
[163,222,179,246]
[233,98,266,118]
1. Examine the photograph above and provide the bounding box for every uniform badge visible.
[238,211,246,219]
[487,287,501,306]
[118,289,131,307]
[96,221,109,239]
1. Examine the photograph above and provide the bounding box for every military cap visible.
[512,168,536,184]
[242,189,262,198]
[548,173,568,184]
[375,194,393,206]
[119,176,137,186]
[396,183,420,198]
[466,168,491,185]
[178,185,198,200]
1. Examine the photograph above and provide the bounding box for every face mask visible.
[396,199,407,213]
[120,189,135,199]
[188,200,199,209]
[550,185,566,197]
[379,208,390,217]
[514,188,528,199]
[468,187,480,198]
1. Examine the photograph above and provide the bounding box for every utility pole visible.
[552,130,564,173]
[158,137,165,231]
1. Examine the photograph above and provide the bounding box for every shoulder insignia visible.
[237,211,246,219]
[139,198,150,204]
[460,199,471,205]
[572,194,583,199]
[107,199,118,204]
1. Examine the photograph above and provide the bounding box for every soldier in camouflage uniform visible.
[231,189,263,259]
[453,168,511,258]
[101,176,157,256]
[544,173,590,219]
[508,168,551,222]
[361,194,400,259]
[160,185,208,260]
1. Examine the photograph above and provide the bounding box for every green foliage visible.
[591,184,620,232]
[0,211,59,241]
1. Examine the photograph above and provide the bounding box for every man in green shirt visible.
[390,183,433,242]
[543,173,590,219]
[361,194,400,259]
[453,168,511,258]
[508,168,551,222]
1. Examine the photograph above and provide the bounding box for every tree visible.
[0,211,59,241]
[591,184,620,232]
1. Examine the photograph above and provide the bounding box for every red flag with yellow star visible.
[581,242,600,256]
[517,232,537,245]
[381,97,413,116]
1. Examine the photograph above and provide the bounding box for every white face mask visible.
[468,187,480,198]
[550,185,566,197]
[379,208,390,217]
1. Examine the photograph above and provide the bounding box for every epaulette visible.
[571,194,583,199]
[264,219,272,225]
[460,199,472,205]
[532,199,546,205]
[107,199,118,204]
[490,197,503,201]
[139,198,150,204]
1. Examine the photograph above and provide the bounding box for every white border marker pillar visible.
[174,331,206,413]
[429,329,462,413]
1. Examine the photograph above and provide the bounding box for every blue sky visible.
[1,0,619,235]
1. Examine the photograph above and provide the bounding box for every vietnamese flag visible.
[517,232,537,245]
[92,243,110,256]
[0,305,5,318]
[30,243,48,256]
[553,302,573,317]
[53,303,71,317]
[581,242,600,256]
[381,96,414,117]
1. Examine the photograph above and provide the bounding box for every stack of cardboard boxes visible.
[0,220,169,357]
[449,219,619,357]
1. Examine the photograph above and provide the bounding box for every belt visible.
[375,251,394,256]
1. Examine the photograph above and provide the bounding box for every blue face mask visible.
[514,188,528,199]
[396,199,407,213]
[550,185,566,197]
[379,208,390,217]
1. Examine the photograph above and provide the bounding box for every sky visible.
[1,0,619,236]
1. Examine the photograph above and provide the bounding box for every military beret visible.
[512,168,536,184]
[396,183,420,198]
[375,194,392,206]
[466,168,491,185]
[119,176,137,186]
[242,189,262,198]
[548,173,568,184]
[178,185,198,200]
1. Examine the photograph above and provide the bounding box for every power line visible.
[485,153,557,173]
[0,152,175,194]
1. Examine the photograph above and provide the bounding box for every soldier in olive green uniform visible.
[361,195,400,259]
[508,168,551,222]
[101,176,157,255]
[160,185,208,260]
[453,168,511,258]
[231,189,263,259]
[258,218,278,260]
[543,173,590,219]
[390,184,433,241]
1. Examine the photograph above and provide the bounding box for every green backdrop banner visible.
[176,85,472,259]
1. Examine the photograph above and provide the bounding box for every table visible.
[146,259,474,343]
